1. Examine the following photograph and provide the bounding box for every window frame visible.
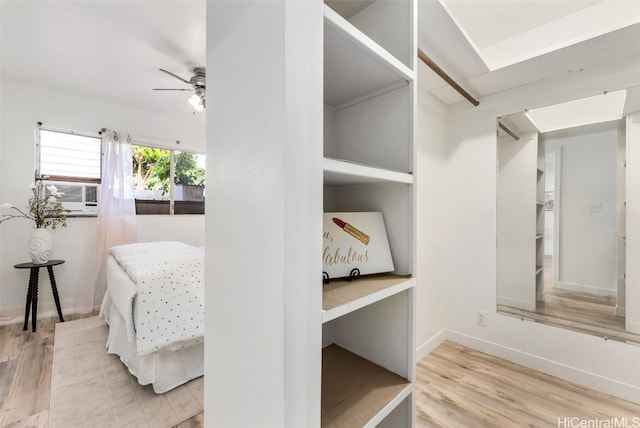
[36,123,102,184]
[132,143,205,216]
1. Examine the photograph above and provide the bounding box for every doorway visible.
[535,135,631,341]
[542,147,560,294]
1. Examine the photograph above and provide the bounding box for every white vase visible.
[28,228,52,264]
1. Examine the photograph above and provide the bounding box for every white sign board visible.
[323,212,394,279]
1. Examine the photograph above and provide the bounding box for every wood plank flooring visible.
[2,315,638,427]
[0,313,200,427]
[174,412,204,427]
[1,316,65,427]
[499,256,640,344]
[416,340,640,427]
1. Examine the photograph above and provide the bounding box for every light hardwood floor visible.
[416,340,640,427]
[499,256,640,344]
[0,313,202,427]
[0,314,84,427]
[174,412,204,427]
[3,315,638,427]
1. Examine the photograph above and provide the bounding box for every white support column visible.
[205,1,323,426]
[616,121,626,317]
[626,112,640,334]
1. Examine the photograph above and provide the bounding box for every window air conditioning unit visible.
[45,181,99,216]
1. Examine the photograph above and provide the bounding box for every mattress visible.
[101,255,203,393]
[102,296,203,393]
[108,241,204,356]
[105,256,138,334]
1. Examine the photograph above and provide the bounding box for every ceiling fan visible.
[154,67,206,113]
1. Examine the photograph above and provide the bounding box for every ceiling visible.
[1,0,639,117]
[418,0,640,107]
[0,0,206,119]
[438,0,639,71]
[525,89,626,133]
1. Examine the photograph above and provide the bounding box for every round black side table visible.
[14,259,65,332]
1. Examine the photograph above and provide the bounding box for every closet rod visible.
[417,48,479,107]
[498,121,520,141]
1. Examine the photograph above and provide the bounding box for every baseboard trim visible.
[416,329,640,404]
[415,329,448,361]
[496,296,535,311]
[558,281,616,297]
[627,320,640,335]
[0,299,98,327]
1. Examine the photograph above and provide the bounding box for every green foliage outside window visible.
[175,151,205,186]
[133,146,170,194]
[133,146,205,197]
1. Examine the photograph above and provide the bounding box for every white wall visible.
[496,132,538,310]
[544,150,556,255]
[415,89,448,355]
[137,215,204,247]
[439,67,640,402]
[544,123,618,295]
[0,79,205,323]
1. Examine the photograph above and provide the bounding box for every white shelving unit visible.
[497,130,540,312]
[617,124,627,317]
[323,158,414,186]
[536,142,545,300]
[322,1,416,426]
[322,275,415,323]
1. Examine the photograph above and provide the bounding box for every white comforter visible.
[109,241,204,356]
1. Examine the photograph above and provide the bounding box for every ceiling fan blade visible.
[153,88,193,91]
[159,68,192,85]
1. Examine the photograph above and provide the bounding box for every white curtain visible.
[91,129,137,308]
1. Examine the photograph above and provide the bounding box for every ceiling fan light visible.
[188,93,202,107]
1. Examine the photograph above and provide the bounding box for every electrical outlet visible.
[588,202,602,213]
[476,310,487,327]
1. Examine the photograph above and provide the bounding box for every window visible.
[37,125,102,183]
[174,151,206,214]
[132,145,205,215]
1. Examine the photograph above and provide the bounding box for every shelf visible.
[321,2,415,425]
[321,344,411,428]
[324,5,413,108]
[324,157,413,186]
[537,167,544,174]
[323,274,414,323]
[536,234,543,240]
[536,266,543,275]
[536,201,544,206]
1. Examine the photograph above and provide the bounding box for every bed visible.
[99,241,204,393]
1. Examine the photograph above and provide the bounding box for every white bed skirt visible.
[101,293,204,393]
